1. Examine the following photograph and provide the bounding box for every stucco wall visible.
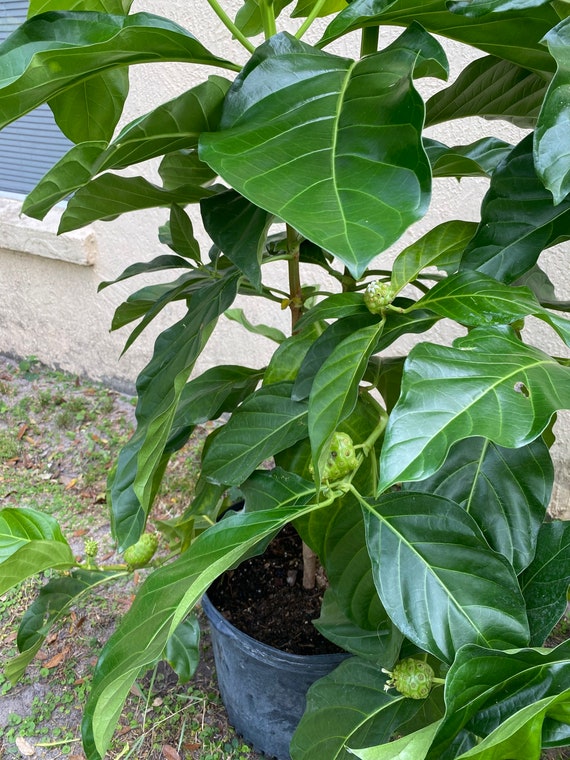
[0,2,568,509]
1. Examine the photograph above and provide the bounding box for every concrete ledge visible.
[0,197,97,266]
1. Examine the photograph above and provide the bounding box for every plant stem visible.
[259,0,277,38]
[360,25,379,56]
[205,0,256,53]
[295,0,328,40]
[287,225,303,331]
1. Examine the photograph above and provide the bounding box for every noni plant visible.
[1,1,570,759]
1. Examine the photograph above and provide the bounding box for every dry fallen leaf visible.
[161,744,181,760]
[15,736,36,756]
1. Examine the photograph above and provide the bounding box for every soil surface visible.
[208,525,341,655]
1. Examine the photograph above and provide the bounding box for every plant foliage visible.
[1,0,570,757]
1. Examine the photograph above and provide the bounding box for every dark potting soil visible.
[207,525,343,656]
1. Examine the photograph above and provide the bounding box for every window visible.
[0,2,72,196]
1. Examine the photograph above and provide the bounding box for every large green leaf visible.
[7,569,122,683]
[403,437,552,573]
[448,0,552,18]
[350,719,442,760]
[391,220,477,293]
[200,31,433,278]
[49,68,129,143]
[425,56,547,129]
[431,642,570,757]
[110,270,240,548]
[201,189,273,289]
[461,134,570,283]
[23,76,230,220]
[425,137,513,179]
[58,174,217,233]
[82,502,325,760]
[0,12,238,130]
[456,690,570,759]
[0,508,75,594]
[293,314,379,400]
[308,323,385,482]
[201,383,309,486]
[363,491,529,663]
[378,327,570,492]
[164,614,200,683]
[28,0,133,13]
[319,0,559,74]
[290,657,429,760]
[519,520,570,645]
[535,18,570,204]
[409,270,548,327]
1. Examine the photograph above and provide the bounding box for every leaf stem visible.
[259,0,277,38]
[360,25,379,56]
[295,0,329,40]
[205,0,256,53]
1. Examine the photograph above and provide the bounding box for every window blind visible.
[0,1,72,196]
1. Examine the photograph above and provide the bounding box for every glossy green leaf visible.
[457,691,570,759]
[425,137,513,179]
[535,18,570,204]
[264,323,323,386]
[200,31,432,278]
[391,221,477,293]
[58,174,216,233]
[319,0,558,74]
[202,383,308,486]
[0,12,238,130]
[22,141,107,221]
[448,0,552,18]
[0,507,69,562]
[291,0,348,18]
[161,205,201,262]
[378,327,570,493]
[0,508,75,594]
[158,150,217,191]
[291,657,428,760]
[430,641,570,756]
[28,0,133,13]
[425,56,547,129]
[224,308,286,343]
[201,189,273,289]
[314,590,397,662]
[7,569,122,683]
[520,520,570,645]
[82,502,325,760]
[164,614,200,683]
[235,0,294,36]
[98,256,195,293]
[364,491,529,663]
[110,271,240,548]
[172,365,263,430]
[49,68,128,143]
[309,323,384,483]
[461,134,570,283]
[410,270,545,326]
[349,719,442,760]
[293,314,379,400]
[295,293,367,330]
[403,436,552,573]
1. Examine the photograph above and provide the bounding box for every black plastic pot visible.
[201,592,348,760]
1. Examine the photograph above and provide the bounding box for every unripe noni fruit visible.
[364,280,395,314]
[310,431,358,481]
[383,657,435,699]
[124,533,159,569]
[84,538,98,558]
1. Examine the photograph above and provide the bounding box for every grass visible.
[0,354,261,760]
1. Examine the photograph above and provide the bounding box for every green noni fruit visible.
[364,280,395,314]
[383,657,435,699]
[310,431,358,481]
[124,533,159,569]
